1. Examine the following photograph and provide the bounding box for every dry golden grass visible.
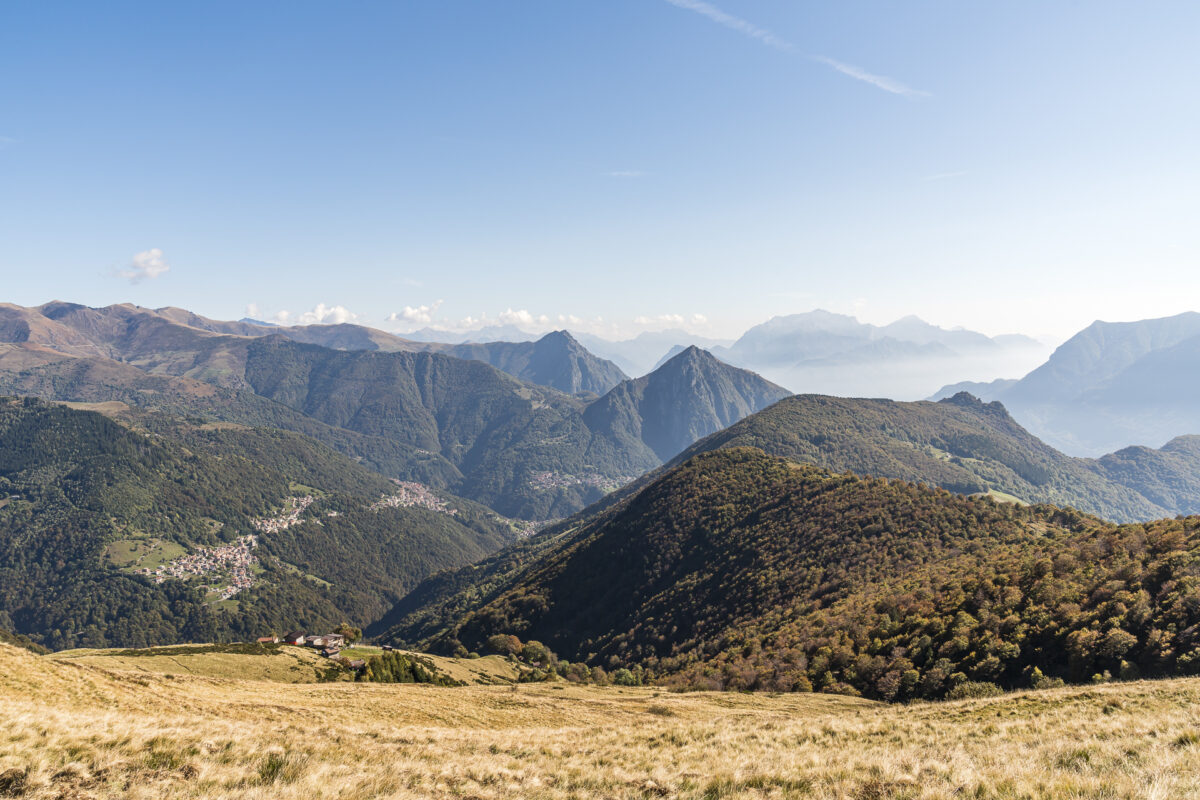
[49,645,521,685]
[49,643,342,683]
[3,643,1199,799]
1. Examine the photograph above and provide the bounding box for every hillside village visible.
[141,534,258,600]
[251,495,314,534]
[140,484,466,602]
[371,481,457,515]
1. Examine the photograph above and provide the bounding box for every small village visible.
[140,487,476,602]
[528,470,635,493]
[255,630,396,672]
[371,481,457,515]
[142,534,258,600]
[251,495,314,533]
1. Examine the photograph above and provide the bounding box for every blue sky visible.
[2,1,1198,340]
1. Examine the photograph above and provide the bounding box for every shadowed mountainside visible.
[389,447,1200,700]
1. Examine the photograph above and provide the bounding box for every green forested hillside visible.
[672,392,1200,522]
[0,344,467,486]
[0,397,514,649]
[393,448,1200,700]
[242,337,657,518]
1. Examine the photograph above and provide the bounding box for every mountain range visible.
[933,312,1200,455]
[702,310,1048,400]
[0,302,789,519]
[5,295,1200,699]
[392,310,1046,393]
[0,302,628,396]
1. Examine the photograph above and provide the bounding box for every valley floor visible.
[1,643,1198,799]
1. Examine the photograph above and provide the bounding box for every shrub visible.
[612,668,639,686]
[945,681,1003,700]
[486,634,522,656]
[1028,667,1065,690]
[520,640,551,666]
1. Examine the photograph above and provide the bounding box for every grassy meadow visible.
[1,644,1198,799]
[48,643,521,685]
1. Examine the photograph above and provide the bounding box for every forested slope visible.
[391,448,1200,700]
[0,397,514,649]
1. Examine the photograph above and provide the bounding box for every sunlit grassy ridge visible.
[3,643,1200,798]
[48,642,522,685]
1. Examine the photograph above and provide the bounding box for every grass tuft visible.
[256,751,303,785]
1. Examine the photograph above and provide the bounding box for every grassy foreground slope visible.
[2,643,1200,799]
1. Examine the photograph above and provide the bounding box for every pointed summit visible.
[585,348,791,462]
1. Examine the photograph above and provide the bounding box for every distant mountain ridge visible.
[708,309,1047,399]
[0,302,787,520]
[0,302,628,396]
[932,312,1200,455]
[669,391,1200,523]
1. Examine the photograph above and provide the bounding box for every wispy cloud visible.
[0,137,16,149]
[607,170,646,178]
[662,0,927,98]
[662,0,794,51]
[633,312,710,330]
[811,55,929,98]
[117,248,170,283]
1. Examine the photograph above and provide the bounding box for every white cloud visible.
[811,55,929,98]
[607,170,646,178]
[273,303,359,326]
[663,0,926,97]
[629,312,714,336]
[499,308,550,328]
[0,137,16,149]
[386,300,444,326]
[119,248,170,283]
[383,306,711,340]
[244,303,261,319]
